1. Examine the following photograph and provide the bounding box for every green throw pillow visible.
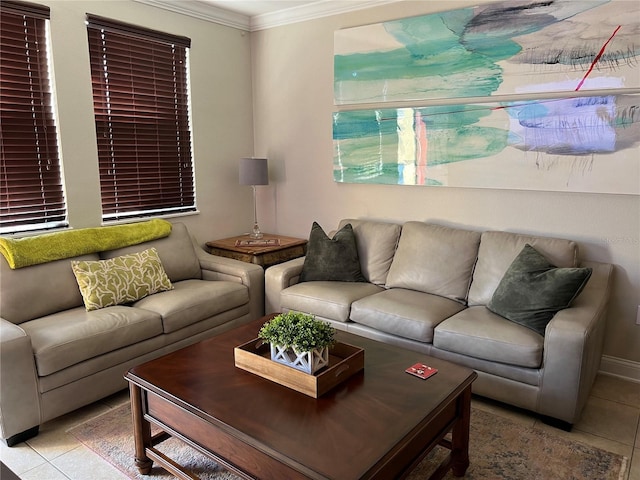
[299,222,367,283]
[71,247,173,311]
[487,244,592,336]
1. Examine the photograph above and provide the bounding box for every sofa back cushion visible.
[385,222,481,303]
[100,222,201,282]
[0,253,98,324]
[468,231,579,306]
[338,219,402,285]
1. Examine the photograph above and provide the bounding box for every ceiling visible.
[203,1,325,17]
[134,0,399,31]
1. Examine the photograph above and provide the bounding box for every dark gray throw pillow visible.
[487,244,592,336]
[299,222,367,283]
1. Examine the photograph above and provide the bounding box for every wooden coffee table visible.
[125,317,477,480]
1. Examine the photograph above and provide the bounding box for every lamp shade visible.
[239,157,268,186]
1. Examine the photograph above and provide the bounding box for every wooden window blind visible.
[86,15,195,221]
[0,1,67,233]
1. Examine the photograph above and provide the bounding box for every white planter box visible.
[270,344,329,374]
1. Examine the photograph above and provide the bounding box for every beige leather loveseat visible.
[0,222,264,446]
[266,219,613,428]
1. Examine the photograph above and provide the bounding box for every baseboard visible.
[599,355,640,384]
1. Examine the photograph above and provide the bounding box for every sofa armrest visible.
[265,257,305,314]
[195,247,265,319]
[538,260,613,424]
[1,318,41,443]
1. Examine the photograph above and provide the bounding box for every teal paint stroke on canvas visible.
[334,0,640,104]
[333,94,640,194]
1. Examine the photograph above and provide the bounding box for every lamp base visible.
[248,185,264,239]
[249,223,263,239]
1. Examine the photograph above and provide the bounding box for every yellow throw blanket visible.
[0,219,173,269]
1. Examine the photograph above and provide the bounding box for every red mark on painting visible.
[575,25,621,91]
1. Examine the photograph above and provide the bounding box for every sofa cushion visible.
[299,222,366,283]
[280,281,383,322]
[487,244,592,336]
[433,306,544,368]
[385,222,481,303]
[20,305,163,376]
[338,219,401,285]
[71,248,173,311]
[101,222,201,282]
[133,279,249,333]
[0,253,98,324]
[350,288,466,343]
[468,231,579,306]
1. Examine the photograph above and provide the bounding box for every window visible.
[0,1,66,234]
[86,15,195,221]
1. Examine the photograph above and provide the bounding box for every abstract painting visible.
[333,94,640,194]
[334,0,640,104]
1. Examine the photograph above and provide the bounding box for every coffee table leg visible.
[129,383,153,474]
[450,385,472,477]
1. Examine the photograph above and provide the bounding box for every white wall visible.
[32,0,255,244]
[251,1,640,367]
[21,0,640,369]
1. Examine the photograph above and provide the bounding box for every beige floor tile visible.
[575,396,640,446]
[471,395,537,427]
[535,420,633,458]
[592,374,640,408]
[26,402,113,462]
[100,389,130,409]
[0,442,46,476]
[24,428,83,463]
[19,462,70,480]
[629,448,639,480]
[50,445,128,480]
[43,401,113,434]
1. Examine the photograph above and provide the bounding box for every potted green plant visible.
[258,311,336,374]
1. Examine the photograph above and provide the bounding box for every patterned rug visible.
[68,403,627,480]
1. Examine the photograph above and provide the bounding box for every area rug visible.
[68,403,627,480]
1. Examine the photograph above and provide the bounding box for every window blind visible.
[86,15,195,221]
[0,1,67,233]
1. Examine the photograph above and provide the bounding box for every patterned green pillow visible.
[71,248,173,311]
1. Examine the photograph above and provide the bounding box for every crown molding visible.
[133,0,401,32]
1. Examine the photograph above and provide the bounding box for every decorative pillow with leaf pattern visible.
[71,248,173,311]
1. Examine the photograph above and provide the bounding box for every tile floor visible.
[1,373,639,480]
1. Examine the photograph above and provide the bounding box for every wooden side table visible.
[205,233,307,269]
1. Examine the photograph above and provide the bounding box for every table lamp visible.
[239,157,268,239]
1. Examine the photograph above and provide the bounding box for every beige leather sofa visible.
[266,219,613,428]
[0,222,264,446]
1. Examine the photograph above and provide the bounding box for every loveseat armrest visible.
[538,260,613,424]
[196,246,264,320]
[1,318,41,445]
[265,257,305,314]
[195,247,265,319]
